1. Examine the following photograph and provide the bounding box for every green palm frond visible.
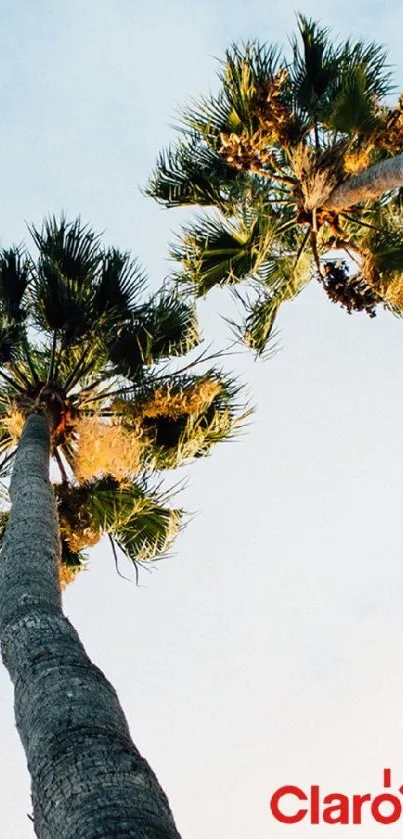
[290,15,338,117]
[172,211,281,295]
[146,136,248,209]
[132,371,247,469]
[0,317,27,365]
[333,39,392,102]
[93,249,146,320]
[231,243,312,353]
[57,476,182,566]
[0,248,30,322]
[30,215,101,285]
[108,293,200,377]
[181,90,233,141]
[219,41,281,135]
[29,216,101,345]
[238,292,280,354]
[325,65,386,136]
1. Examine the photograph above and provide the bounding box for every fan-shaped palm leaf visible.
[116,371,246,470]
[146,136,248,209]
[0,248,30,322]
[107,292,200,378]
[94,249,146,320]
[57,476,182,568]
[172,212,283,295]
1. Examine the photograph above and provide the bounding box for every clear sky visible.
[0,1,403,837]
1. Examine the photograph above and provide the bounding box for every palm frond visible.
[219,41,282,135]
[146,136,247,209]
[172,211,283,295]
[28,216,103,345]
[30,215,101,284]
[131,371,248,469]
[290,15,338,117]
[325,64,386,136]
[0,248,30,322]
[59,475,183,565]
[94,249,146,320]
[108,293,200,377]
[233,244,312,353]
[181,90,233,141]
[333,39,392,102]
[0,316,27,366]
[238,292,281,355]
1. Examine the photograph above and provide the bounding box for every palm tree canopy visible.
[147,14,403,353]
[0,215,246,585]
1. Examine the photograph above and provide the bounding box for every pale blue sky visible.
[1,2,403,837]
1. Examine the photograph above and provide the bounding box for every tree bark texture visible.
[0,412,181,839]
[326,152,403,210]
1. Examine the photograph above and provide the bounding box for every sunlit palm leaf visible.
[172,211,283,295]
[135,372,247,469]
[325,65,385,135]
[219,42,281,135]
[58,475,183,565]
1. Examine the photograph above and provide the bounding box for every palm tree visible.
[147,15,403,353]
[0,215,244,837]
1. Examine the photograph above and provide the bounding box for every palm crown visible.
[0,215,244,585]
[147,15,403,353]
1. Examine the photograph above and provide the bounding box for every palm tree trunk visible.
[326,152,403,210]
[0,412,181,839]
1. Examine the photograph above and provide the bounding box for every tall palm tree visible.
[147,15,403,353]
[0,215,244,837]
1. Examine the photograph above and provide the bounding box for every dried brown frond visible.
[252,68,300,146]
[375,96,403,153]
[343,145,374,175]
[362,252,403,311]
[73,416,143,482]
[61,524,100,552]
[59,562,85,590]
[57,484,102,551]
[3,406,25,445]
[140,380,222,420]
[219,130,275,173]
[113,380,222,424]
[361,251,380,287]
[382,275,403,310]
[218,72,299,173]
[291,145,339,212]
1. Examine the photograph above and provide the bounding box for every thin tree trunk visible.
[0,412,181,839]
[326,152,403,210]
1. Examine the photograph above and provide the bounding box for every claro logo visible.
[270,770,403,825]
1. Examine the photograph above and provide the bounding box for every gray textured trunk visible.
[0,412,181,839]
[326,152,403,210]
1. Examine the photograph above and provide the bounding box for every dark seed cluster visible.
[321,261,378,318]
